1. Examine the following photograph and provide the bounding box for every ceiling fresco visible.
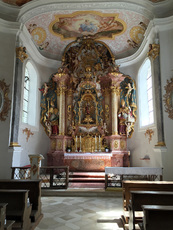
[25,10,149,60]
[2,0,166,6]
[49,12,126,40]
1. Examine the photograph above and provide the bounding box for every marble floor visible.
[35,193,124,230]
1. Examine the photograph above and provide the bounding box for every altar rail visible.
[11,166,69,189]
[105,167,163,188]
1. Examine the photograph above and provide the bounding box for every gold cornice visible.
[9,142,21,147]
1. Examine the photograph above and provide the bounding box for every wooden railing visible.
[11,166,69,189]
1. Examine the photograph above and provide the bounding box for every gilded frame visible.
[0,79,11,121]
[163,78,173,120]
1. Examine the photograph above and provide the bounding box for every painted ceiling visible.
[2,0,166,6]
[2,0,166,61]
[23,10,149,60]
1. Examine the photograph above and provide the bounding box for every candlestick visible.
[75,136,78,152]
[99,135,101,152]
[79,135,82,152]
[95,135,97,152]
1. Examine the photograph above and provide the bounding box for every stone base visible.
[47,151,130,172]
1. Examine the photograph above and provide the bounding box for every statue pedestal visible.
[29,154,44,179]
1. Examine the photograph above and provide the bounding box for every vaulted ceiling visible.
[1,0,171,61]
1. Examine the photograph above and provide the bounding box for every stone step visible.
[69,177,105,183]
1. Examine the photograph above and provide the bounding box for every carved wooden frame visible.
[0,79,11,121]
[163,78,173,120]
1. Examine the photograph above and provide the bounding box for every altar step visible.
[69,172,105,188]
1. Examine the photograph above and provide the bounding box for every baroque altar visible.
[40,37,137,172]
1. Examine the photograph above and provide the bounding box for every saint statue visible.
[46,100,59,135]
[118,100,129,135]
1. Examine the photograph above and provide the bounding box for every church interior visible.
[0,0,173,229]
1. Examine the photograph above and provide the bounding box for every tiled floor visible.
[36,194,124,230]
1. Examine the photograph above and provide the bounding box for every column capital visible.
[110,86,120,95]
[147,44,160,60]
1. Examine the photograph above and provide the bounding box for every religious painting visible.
[49,11,126,40]
[2,0,32,6]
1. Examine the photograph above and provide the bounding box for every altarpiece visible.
[40,37,137,171]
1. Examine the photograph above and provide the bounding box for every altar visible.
[40,36,137,172]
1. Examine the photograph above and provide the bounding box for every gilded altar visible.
[40,36,137,171]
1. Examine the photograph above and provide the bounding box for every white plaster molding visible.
[18,25,59,68]
[154,15,173,32]
[116,15,173,67]
[18,1,154,23]
[0,18,21,34]
[116,20,155,67]
[0,1,19,21]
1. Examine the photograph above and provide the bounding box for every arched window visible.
[138,58,154,128]
[22,61,38,127]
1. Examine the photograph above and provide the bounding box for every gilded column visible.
[111,86,118,135]
[59,86,66,135]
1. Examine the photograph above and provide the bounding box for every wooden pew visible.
[121,180,173,228]
[122,180,173,210]
[0,203,7,230]
[0,179,43,223]
[140,205,173,230]
[0,203,15,230]
[0,190,32,230]
[129,191,173,230]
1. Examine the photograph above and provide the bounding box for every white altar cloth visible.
[105,167,163,176]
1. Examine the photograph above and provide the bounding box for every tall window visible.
[138,58,154,127]
[22,61,38,127]
[22,67,30,123]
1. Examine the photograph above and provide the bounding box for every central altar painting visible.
[40,36,137,171]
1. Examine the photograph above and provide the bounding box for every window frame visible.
[20,60,39,131]
[137,57,156,131]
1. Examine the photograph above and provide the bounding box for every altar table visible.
[105,167,163,188]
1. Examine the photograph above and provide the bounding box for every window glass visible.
[138,58,154,128]
[22,61,38,127]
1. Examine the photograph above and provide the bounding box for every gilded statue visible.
[45,100,59,136]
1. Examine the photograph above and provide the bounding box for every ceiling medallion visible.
[130,26,145,45]
[49,11,126,41]
[0,79,11,121]
[163,78,173,120]
[31,27,47,45]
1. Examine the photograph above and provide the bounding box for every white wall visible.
[159,28,173,180]
[0,25,18,178]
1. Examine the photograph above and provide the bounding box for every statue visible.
[46,101,59,135]
[118,100,129,135]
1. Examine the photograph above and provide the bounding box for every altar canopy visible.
[40,36,137,171]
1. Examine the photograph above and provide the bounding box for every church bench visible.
[140,205,173,230]
[0,190,32,230]
[0,203,15,230]
[0,203,7,230]
[128,191,173,230]
[0,179,43,223]
[122,180,173,210]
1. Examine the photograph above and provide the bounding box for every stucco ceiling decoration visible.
[2,0,166,7]
[25,10,149,60]
[49,11,126,41]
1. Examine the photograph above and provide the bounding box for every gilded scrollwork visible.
[16,47,28,62]
[0,79,11,121]
[147,44,160,60]
[144,128,154,144]
[163,78,173,119]
[105,104,109,121]
[67,105,72,121]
